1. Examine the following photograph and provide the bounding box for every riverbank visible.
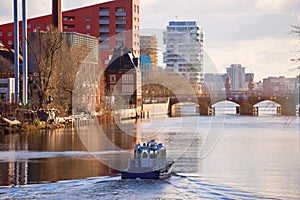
[0,101,171,134]
[0,122,69,135]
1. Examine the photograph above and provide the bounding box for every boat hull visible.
[121,161,174,179]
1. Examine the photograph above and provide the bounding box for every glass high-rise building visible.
[163,21,204,91]
[226,64,246,91]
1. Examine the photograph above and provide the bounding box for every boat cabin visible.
[131,140,167,169]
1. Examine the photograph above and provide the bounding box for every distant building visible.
[226,64,254,91]
[140,35,157,73]
[0,78,14,103]
[204,73,226,91]
[163,21,204,91]
[226,64,245,90]
[263,76,298,93]
[204,64,254,92]
[0,0,140,67]
[140,55,153,84]
[104,47,142,110]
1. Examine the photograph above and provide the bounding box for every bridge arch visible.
[212,100,240,115]
[253,100,281,116]
[171,102,199,117]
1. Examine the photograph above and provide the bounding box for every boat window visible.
[142,151,148,158]
[160,149,166,157]
[150,150,156,159]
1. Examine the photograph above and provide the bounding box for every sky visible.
[0,0,299,81]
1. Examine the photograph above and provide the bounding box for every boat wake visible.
[1,173,283,200]
[166,172,280,199]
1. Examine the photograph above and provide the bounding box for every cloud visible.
[254,0,300,13]
[0,1,13,24]
[0,0,50,24]
[141,0,299,38]
[62,0,108,10]
[203,12,298,42]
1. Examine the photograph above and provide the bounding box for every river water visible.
[0,112,299,199]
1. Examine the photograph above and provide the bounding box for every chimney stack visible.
[52,0,62,32]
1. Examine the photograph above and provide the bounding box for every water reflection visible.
[0,123,139,186]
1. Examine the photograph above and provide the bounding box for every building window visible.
[63,16,75,21]
[116,16,126,21]
[86,33,90,36]
[36,24,40,29]
[116,8,125,12]
[100,8,110,16]
[110,85,115,93]
[0,32,2,36]
[8,40,12,45]
[110,75,116,83]
[27,24,31,28]
[0,93,6,101]
[86,16,90,21]
[0,83,8,88]
[116,41,123,48]
[100,41,109,50]
[86,24,91,30]
[122,74,134,83]
[122,84,134,94]
[8,32,12,37]
[0,40,2,44]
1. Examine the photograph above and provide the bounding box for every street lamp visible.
[152,91,155,103]
[152,91,155,117]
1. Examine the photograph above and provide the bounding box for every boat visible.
[121,140,174,179]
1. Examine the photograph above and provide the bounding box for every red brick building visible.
[105,46,142,110]
[0,0,140,67]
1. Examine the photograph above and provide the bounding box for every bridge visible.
[168,90,300,116]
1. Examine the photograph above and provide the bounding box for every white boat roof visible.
[136,140,165,151]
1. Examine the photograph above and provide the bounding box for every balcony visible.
[99,27,109,32]
[63,20,75,25]
[116,36,126,41]
[63,25,75,30]
[116,20,126,25]
[99,19,109,24]
[99,10,109,16]
[99,36,109,41]
[116,28,126,33]
[100,43,110,50]
[116,11,126,17]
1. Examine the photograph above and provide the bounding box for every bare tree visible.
[291,25,300,70]
[55,45,92,112]
[27,26,63,108]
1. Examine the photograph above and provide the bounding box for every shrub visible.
[33,118,41,127]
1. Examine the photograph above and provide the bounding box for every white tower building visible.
[163,21,204,91]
